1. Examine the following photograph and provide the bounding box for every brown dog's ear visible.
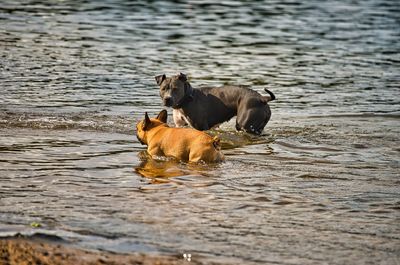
[156,109,168,123]
[178,72,187,81]
[142,112,151,130]
[155,74,166,85]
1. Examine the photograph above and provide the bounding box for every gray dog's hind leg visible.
[236,105,271,135]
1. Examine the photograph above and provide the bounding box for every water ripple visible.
[1,0,399,264]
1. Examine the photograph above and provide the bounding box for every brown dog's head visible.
[155,73,191,108]
[136,110,168,145]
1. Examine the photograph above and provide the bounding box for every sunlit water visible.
[1,1,399,264]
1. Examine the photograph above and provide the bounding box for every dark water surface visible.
[1,1,399,264]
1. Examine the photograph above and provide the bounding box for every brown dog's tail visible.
[212,136,221,150]
[262,88,276,102]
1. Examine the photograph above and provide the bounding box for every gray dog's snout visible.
[164,97,173,107]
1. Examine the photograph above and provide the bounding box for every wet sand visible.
[0,236,225,265]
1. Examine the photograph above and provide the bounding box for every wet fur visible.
[155,73,275,135]
[136,110,224,163]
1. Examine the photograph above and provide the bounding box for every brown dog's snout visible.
[136,134,145,145]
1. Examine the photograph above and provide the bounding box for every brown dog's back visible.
[155,127,224,163]
[136,110,224,163]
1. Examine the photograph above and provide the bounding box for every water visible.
[1,0,399,264]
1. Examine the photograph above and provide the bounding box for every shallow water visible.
[1,0,399,264]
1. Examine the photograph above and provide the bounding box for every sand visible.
[0,236,225,265]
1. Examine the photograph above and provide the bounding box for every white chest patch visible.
[172,109,193,128]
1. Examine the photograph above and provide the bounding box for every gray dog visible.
[155,73,275,135]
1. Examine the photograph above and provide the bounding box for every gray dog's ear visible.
[156,109,168,123]
[178,72,187,81]
[155,74,166,85]
[142,112,151,130]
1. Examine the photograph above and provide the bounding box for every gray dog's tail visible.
[262,88,276,102]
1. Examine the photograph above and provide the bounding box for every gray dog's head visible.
[155,73,189,108]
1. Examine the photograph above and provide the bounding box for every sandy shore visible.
[0,235,226,265]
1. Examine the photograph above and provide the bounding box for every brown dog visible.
[136,110,224,163]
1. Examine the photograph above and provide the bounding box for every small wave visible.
[274,140,341,152]
[306,113,400,119]
[0,112,135,134]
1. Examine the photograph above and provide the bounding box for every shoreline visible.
[0,235,229,265]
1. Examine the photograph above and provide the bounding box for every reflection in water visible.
[135,152,188,181]
[135,151,214,182]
